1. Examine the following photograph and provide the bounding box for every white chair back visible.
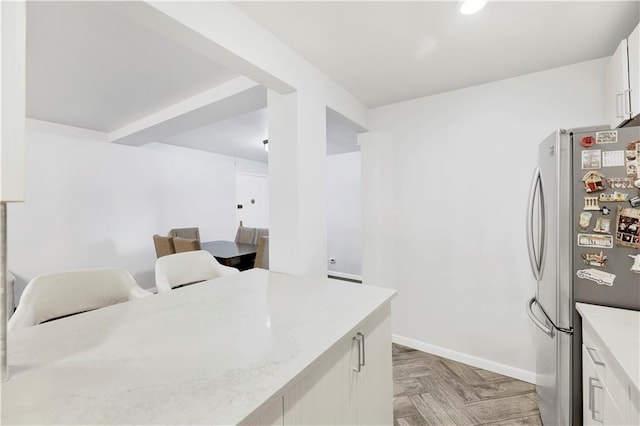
[8,268,152,331]
[154,250,240,293]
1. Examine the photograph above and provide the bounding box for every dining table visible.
[200,240,257,270]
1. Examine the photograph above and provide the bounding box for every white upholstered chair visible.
[8,268,152,331]
[154,250,240,293]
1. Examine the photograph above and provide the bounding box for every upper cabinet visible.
[605,23,639,129]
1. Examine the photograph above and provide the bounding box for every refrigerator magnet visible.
[598,192,629,202]
[583,197,600,211]
[581,251,607,267]
[629,254,640,273]
[581,151,602,170]
[577,233,614,249]
[602,150,625,167]
[576,269,615,286]
[593,217,611,234]
[581,171,605,192]
[581,136,595,147]
[616,206,640,249]
[596,131,617,144]
[606,177,635,189]
[578,212,593,231]
[627,141,639,177]
[600,206,612,215]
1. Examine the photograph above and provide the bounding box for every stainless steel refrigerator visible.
[526,126,640,425]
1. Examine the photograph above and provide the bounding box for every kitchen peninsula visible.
[1,269,396,425]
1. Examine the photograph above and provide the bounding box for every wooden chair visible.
[153,234,175,258]
[168,227,200,242]
[254,236,269,269]
[8,268,152,331]
[154,251,239,293]
[173,237,201,253]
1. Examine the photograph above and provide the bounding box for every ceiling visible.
[235,1,640,108]
[26,1,639,162]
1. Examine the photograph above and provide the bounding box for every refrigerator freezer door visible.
[529,298,572,426]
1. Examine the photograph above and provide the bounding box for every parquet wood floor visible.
[392,344,541,426]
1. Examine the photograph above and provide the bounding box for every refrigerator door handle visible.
[526,297,555,338]
[526,167,545,281]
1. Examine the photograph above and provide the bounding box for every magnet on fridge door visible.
[600,206,612,215]
[583,197,600,211]
[577,233,614,248]
[616,206,640,249]
[576,268,615,286]
[581,251,607,267]
[579,212,593,231]
[581,150,602,170]
[629,254,640,273]
[582,171,606,192]
[581,136,596,147]
[599,192,630,202]
[596,131,617,144]
[593,217,611,234]
[607,177,635,188]
[630,197,640,208]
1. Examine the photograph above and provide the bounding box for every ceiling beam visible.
[109,77,265,146]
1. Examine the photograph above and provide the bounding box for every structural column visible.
[267,89,328,277]
[0,0,27,381]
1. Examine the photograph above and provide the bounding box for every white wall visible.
[8,119,266,303]
[363,58,609,382]
[327,151,361,278]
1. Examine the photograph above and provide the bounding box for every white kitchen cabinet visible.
[282,304,392,425]
[605,38,631,129]
[577,303,640,426]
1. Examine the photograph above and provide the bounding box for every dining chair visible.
[254,228,269,245]
[154,250,240,293]
[173,237,201,253]
[8,268,152,331]
[153,234,176,258]
[235,226,256,244]
[254,236,269,269]
[168,227,200,242]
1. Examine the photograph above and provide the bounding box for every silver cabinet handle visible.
[588,377,604,422]
[526,168,544,281]
[616,93,624,118]
[352,332,365,372]
[526,297,555,338]
[624,88,632,117]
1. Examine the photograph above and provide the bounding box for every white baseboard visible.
[327,271,362,282]
[392,334,536,385]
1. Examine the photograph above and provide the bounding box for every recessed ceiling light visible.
[459,0,487,15]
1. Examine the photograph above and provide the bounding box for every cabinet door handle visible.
[624,88,632,116]
[352,332,365,372]
[616,93,624,118]
[588,377,604,422]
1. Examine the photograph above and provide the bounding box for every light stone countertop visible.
[576,302,640,394]
[1,269,396,425]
